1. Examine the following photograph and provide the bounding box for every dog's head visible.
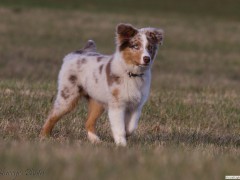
[116,23,164,68]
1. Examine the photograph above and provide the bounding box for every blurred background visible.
[0,0,240,91]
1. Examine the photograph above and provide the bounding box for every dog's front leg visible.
[108,107,127,146]
[125,107,142,137]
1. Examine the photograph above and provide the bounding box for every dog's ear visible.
[116,23,138,40]
[146,28,164,45]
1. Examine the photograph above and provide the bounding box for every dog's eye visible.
[130,44,139,50]
[133,45,139,49]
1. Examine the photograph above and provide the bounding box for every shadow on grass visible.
[2,122,239,147]
[40,126,240,147]
[131,131,240,147]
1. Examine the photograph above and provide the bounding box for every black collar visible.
[127,72,144,78]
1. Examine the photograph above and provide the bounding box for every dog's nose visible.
[143,56,150,64]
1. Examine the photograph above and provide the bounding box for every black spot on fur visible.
[78,85,88,97]
[69,75,77,84]
[146,43,158,59]
[84,94,90,100]
[74,50,84,54]
[119,40,130,51]
[99,64,104,74]
[61,87,70,99]
[97,56,103,62]
[78,85,84,93]
[78,85,90,100]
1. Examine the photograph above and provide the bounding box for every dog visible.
[40,23,164,146]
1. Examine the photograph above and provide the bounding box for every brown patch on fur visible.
[69,75,77,84]
[122,48,142,65]
[119,34,143,65]
[97,56,103,62]
[112,88,119,101]
[121,37,142,65]
[117,24,138,44]
[99,64,103,74]
[146,30,163,44]
[82,58,87,64]
[119,33,141,52]
[106,59,121,86]
[40,112,60,137]
[106,59,112,85]
[85,98,104,133]
[61,87,70,99]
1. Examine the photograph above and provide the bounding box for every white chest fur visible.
[103,54,151,109]
[116,73,150,107]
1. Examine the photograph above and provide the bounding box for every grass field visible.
[0,1,240,179]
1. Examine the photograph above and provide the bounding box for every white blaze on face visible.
[140,33,151,65]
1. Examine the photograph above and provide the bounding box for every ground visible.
[0,1,240,179]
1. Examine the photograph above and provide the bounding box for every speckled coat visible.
[40,23,164,146]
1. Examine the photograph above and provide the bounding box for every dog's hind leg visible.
[85,98,104,143]
[40,85,80,139]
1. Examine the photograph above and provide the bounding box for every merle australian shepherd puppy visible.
[40,23,164,146]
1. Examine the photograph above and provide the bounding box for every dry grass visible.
[0,4,240,180]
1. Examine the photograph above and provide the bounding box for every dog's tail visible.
[73,40,97,54]
[83,40,97,52]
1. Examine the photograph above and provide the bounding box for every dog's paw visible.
[39,135,49,142]
[39,131,51,142]
[87,131,101,144]
[115,136,127,147]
